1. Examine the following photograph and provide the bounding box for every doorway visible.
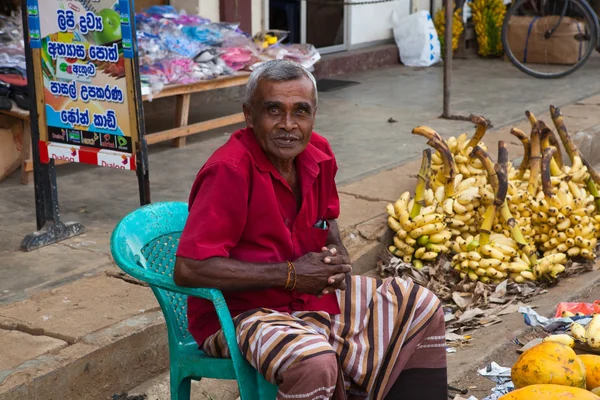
[267,0,348,54]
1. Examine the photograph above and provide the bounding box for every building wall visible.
[170,0,263,34]
[348,0,431,47]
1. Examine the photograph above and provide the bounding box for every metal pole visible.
[130,0,151,206]
[20,0,85,251]
[442,0,453,118]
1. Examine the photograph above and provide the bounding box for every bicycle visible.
[502,0,600,78]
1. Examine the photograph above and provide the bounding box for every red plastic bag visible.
[555,301,600,318]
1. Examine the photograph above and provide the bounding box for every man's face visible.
[243,76,317,163]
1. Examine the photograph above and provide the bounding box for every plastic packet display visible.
[182,25,224,46]
[252,30,288,49]
[144,6,181,19]
[220,47,255,71]
[265,44,321,69]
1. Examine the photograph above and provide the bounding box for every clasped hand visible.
[292,246,352,297]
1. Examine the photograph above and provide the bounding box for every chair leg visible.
[171,376,191,400]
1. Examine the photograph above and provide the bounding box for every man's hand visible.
[317,246,351,297]
[292,249,351,296]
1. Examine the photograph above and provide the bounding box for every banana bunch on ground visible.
[387,150,453,266]
[386,105,600,285]
[430,117,489,192]
[387,190,452,267]
[441,175,485,236]
[532,181,598,260]
[450,233,519,283]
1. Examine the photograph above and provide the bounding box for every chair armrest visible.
[113,256,221,299]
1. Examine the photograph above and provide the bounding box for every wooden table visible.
[2,73,250,184]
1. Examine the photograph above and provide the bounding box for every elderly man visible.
[174,60,447,399]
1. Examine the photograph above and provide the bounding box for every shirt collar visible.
[240,128,333,178]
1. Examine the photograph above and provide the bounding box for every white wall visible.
[170,0,263,34]
[348,0,433,46]
[171,0,220,21]
[252,0,264,34]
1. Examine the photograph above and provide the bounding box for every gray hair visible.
[244,60,318,106]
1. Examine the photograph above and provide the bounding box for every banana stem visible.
[540,124,563,177]
[498,140,508,165]
[479,205,495,247]
[548,130,564,169]
[410,149,432,219]
[525,110,537,128]
[470,145,499,191]
[549,105,578,163]
[510,128,530,180]
[541,147,558,201]
[528,122,542,196]
[550,105,600,211]
[412,127,456,198]
[481,160,508,247]
[466,115,489,151]
[497,142,528,246]
[500,203,528,246]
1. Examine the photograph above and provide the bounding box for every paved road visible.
[1,56,599,303]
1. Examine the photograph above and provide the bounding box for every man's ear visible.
[242,103,253,128]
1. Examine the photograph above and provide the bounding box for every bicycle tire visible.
[502,0,600,79]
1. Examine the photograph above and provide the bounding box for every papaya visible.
[499,384,600,399]
[579,354,600,390]
[511,341,587,389]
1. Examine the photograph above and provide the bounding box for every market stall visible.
[0,5,321,184]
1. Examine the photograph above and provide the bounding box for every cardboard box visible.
[0,115,24,182]
[506,16,585,65]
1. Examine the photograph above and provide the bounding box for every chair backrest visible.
[111,202,193,343]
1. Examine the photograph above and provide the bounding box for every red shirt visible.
[176,128,341,346]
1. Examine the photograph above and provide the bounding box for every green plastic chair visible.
[110,201,278,400]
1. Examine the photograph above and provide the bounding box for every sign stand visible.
[21,2,86,252]
[21,0,150,251]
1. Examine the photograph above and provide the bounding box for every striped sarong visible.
[202,275,446,399]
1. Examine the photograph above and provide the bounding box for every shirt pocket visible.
[296,225,330,254]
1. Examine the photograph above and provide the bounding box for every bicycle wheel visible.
[502,0,599,78]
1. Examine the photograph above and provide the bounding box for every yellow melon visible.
[511,341,586,389]
[499,384,600,399]
[579,354,600,390]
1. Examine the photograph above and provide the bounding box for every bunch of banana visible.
[532,185,598,260]
[571,321,587,343]
[433,6,464,55]
[563,154,591,184]
[542,334,575,348]
[586,314,600,349]
[441,175,485,236]
[531,147,598,261]
[429,117,490,193]
[387,150,452,266]
[471,0,505,57]
[504,251,568,283]
[387,190,451,266]
[450,233,519,283]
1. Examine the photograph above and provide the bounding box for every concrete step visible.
[313,43,399,79]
